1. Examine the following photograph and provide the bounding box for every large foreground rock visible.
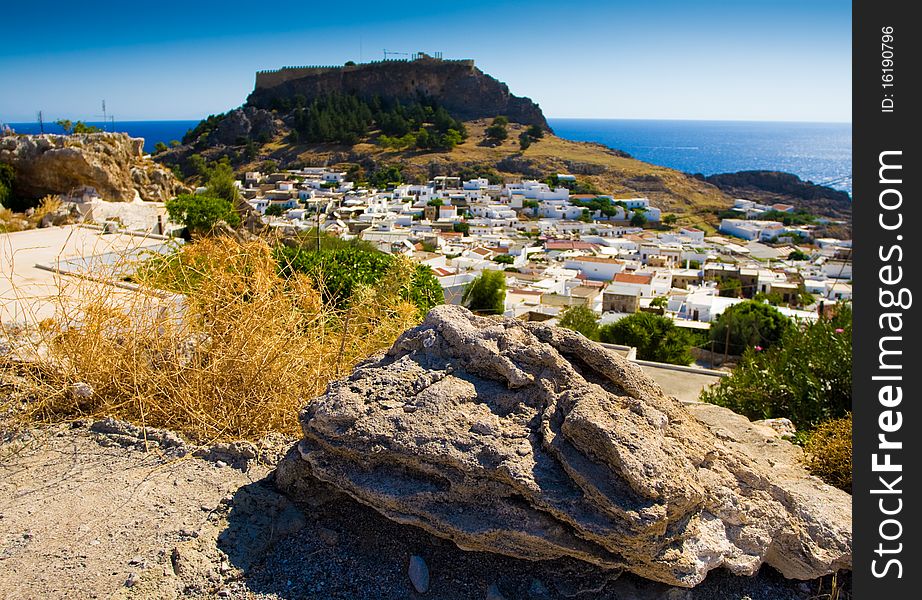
[277,306,851,587]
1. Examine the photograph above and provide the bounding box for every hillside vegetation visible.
[159,116,737,231]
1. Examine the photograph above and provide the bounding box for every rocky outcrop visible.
[695,170,852,224]
[247,57,549,128]
[0,133,187,203]
[208,107,281,146]
[277,305,851,588]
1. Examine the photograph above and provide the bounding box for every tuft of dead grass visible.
[8,236,421,442]
[803,413,852,493]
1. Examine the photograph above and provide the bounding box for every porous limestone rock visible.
[0,133,186,202]
[278,305,851,587]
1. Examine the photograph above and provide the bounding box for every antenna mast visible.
[37,110,44,134]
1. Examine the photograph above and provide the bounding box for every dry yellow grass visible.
[803,413,852,493]
[8,237,420,442]
[1,195,69,233]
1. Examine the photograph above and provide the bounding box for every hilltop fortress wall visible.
[248,57,547,128]
[255,58,477,91]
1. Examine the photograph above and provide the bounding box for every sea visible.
[6,118,852,196]
[548,119,852,196]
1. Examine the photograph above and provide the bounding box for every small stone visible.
[486,583,506,600]
[124,572,140,587]
[316,527,338,546]
[217,589,231,598]
[215,460,227,469]
[408,554,429,593]
[70,382,94,399]
[128,555,145,566]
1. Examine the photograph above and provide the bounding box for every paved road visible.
[638,363,725,404]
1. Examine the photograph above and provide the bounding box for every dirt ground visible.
[0,405,843,600]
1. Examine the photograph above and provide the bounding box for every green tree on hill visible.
[462,270,506,315]
[485,116,509,143]
[73,121,103,134]
[55,119,73,134]
[206,160,240,203]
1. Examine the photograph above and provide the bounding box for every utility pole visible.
[37,110,44,133]
[316,201,322,252]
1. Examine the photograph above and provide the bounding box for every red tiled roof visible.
[614,273,653,285]
[545,240,599,251]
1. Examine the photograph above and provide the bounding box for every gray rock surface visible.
[278,305,851,587]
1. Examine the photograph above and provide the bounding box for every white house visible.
[563,256,626,281]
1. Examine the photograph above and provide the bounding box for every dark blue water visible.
[6,118,852,196]
[548,119,852,195]
[5,120,199,154]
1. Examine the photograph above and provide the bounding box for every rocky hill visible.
[1,133,187,207]
[697,171,851,218]
[247,56,548,128]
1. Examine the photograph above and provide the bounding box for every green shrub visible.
[803,414,852,492]
[276,245,442,317]
[598,312,693,365]
[709,300,792,355]
[558,305,599,340]
[701,305,851,430]
[462,270,506,315]
[166,193,240,233]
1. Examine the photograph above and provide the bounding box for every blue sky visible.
[0,0,851,123]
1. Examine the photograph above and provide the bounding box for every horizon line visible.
[3,116,853,126]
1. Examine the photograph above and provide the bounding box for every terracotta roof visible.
[509,288,543,296]
[544,240,598,251]
[568,256,623,264]
[613,273,653,285]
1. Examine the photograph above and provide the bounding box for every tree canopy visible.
[462,270,506,315]
[709,300,793,356]
[598,312,693,365]
[557,305,599,340]
[166,193,240,233]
